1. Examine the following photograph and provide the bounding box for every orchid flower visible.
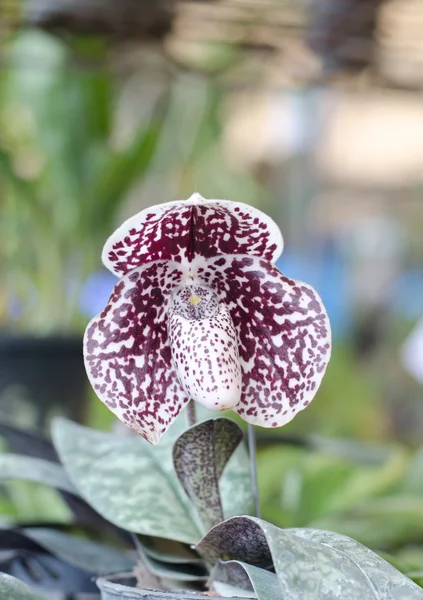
[83,193,331,444]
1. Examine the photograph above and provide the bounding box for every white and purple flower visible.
[83,193,331,444]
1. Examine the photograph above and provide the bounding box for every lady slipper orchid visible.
[83,193,331,444]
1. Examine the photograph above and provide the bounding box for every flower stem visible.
[248,424,261,518]
[186,400,197,427]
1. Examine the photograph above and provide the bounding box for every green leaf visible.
[52,416,251,545]
[140,536,204,564]
[285,527,423,599]
[142,553,208,582]
[195,517,272,569]
[5,480,72,523]
[402,446,423,494]
[213,561,277,600]
[173,419,243,531]
[86,106,165,227]
[166,409,252,520]
[234,563,279,600]
[0,149,49,231]
[77,69,111,143]
[258,443,408,530]
[4,32,85,219]
[220,443,252,520]
[0,573,46,600]
[196,517,423,599]
[51,418,202,544]
[310,436,397,466]
[320,448,408,514]
[312,495,423,549]
[22,527,135,574]
[0,454,78,495]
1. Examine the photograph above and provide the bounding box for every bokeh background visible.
[0,0,423,576]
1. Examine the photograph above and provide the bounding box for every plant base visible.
[96,573,250,600]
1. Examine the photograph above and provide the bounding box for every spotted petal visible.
[196,255,332,428]
[102,193,283,277]
[168,302,242,412]
[83,261,188,444]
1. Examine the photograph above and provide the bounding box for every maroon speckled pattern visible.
[102,195,283,277]
[168,301,242,412]
[197,255,331,428]
[83,261,188,444]
[84,195,331,444]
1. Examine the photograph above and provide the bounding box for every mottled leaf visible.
[0,419,112,530]
[169,407,252,519]
[284,523,423,600]
[195,517,272,568]
[51,418,202,544]
[173,419,243,531]
[197,517,423,599]
[213,561,277,600]
[212,558,253,590]
[0,454,77,495]
[0,573,46,600]
[230,563,278,600]
[22,527,135,574]
[220,443,252,519]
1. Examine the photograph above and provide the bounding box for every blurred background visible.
[0,0,423,577]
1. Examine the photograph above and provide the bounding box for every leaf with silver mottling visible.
[173,419,243,531]
[0,453,77,495]
[195,517,272,568]
[197,516,423,599]
[0,573,46,600]
[220,443,252,519]
[284,527,423,600]
[51,418,202,544]
[213,561,277,600]
[164,410,252,520]
[22,527,135,574]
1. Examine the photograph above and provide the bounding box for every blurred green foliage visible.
[0,480,71,524]
[0,435,71,526]
[0,29,266,334]
[0,30,163,333]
